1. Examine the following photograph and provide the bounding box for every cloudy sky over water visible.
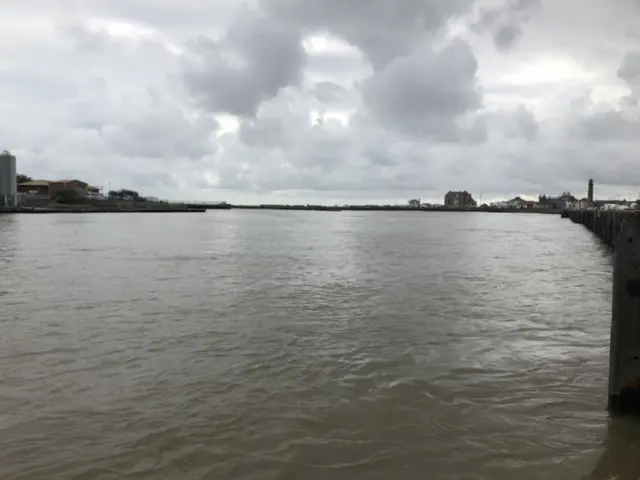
[2,0,640,204]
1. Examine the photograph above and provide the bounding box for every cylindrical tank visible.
[0,151,17,206]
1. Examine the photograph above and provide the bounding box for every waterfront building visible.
[18,179,102,200]
[506,197,527,208]
[491,198,539,209]
[444,191,476,207]
[538,192,578,210]
[578,198,594,209]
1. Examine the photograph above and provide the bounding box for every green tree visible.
[56,189,82,204]
[108,188,143,200]
[16,174,32,184]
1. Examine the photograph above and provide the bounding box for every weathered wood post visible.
[606,213,613,246]
[609,212,640,414]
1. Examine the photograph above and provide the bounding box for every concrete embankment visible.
[564,209,634,248]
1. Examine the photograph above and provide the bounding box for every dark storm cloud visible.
[493,25,522,52]
[260,0,476,70]
[181,10,306,117]
[618,52,640,86]
[361,41,482,140]
[473,0,540,52]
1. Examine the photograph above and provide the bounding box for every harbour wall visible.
[564,209,631,248]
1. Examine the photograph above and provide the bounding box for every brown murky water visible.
[1,211,639,480]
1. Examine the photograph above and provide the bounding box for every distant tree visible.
[108,188,142,200]
[56,189,82,204]
[16,174,32,184]
[121,188,141,199]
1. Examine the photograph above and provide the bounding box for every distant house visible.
[593,199,632,209]
[17,180,51,196]
[578,198,593,209]
[444,191,476,207]
[87,185,104,199]
[506,196,527,208]
[491,198,538,209]
[538,192,578,210]
[18,179,96,200]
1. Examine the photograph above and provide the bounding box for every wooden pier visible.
[564,209,628,249]
[564,209,640,414]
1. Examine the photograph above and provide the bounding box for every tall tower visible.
[588,178,594,203]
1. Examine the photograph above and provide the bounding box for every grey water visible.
[1,211,639,479]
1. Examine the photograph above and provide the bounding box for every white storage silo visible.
[0,150,17,207]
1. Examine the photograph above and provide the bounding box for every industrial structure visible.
[0,150,17,207]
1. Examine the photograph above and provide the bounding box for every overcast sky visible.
[2,0,640,204]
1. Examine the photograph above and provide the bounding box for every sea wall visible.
[564,209,632,248]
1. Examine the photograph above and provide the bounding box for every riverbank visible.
[1,203,565,214]
[1,206,205,214]
[228,204,562,213]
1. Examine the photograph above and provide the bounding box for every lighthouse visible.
[588,179,594,203]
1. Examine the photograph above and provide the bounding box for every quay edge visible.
[563,209,632,249]
[564,209,640,415]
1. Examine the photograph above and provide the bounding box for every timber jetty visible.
[564,209,640,414]
[564,209,628,248]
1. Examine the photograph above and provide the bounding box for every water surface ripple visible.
[1,211,638,479]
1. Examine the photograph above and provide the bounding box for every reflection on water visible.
[0,211,637,479]
[587,418,640,480]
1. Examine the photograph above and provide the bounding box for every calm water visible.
[1,211,639,480]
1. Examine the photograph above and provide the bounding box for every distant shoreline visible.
[1,204,563,214]
[204,204,563,214]
[0,206,205,214]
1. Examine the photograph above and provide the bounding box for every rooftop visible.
[19,180,51,186]
[53,179,88,185]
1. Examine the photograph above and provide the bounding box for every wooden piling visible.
[608,212,640,414]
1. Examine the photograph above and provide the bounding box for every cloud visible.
[261,0,476,70]
[310,81,349,104]
[618,51,640,99]
[181,9,306,117]
[362,40,482,140]
[493,25,521,51]
[2,0,640,204]
[470,0,540,52]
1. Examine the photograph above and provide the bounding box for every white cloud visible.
[2,0,640,204]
